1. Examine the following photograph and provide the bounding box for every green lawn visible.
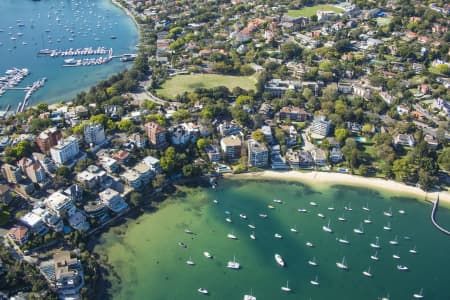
[287,5,343,18]
[157,74,258,99]
[376,17,392,26]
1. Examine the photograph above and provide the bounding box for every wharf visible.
[431,195,450,236]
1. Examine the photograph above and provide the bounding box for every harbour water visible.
[0,0,138,109]
[94,179,450,299]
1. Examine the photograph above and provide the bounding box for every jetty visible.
[431,195,450,236]
[16,78,46,113]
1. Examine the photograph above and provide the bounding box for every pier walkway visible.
[431,195,450,236]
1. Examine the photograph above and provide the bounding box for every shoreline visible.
[227,170,450,207]
[110,0,141,37]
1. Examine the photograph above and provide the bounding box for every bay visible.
[0,0,138,109]
[94,179,450,299]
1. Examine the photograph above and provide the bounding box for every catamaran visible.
[362,266,373,277]
[413,288,424,299]
[274,254,285,267]
[336,256,348,270]
[370,236,381,249]
[281,281,291,292]
[322,218,333,233]
[310,275,319,286]
[353,223,364,234]
[227,256,240,269]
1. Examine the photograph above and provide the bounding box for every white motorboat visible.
[290,226,298,233]
[336,256,348,270]
[323,219,333,233]
[178,242,187,248]
[184,229,193,234]
[227,256,240,269]
[370,251,379,261]
[225,211,231,215]
[281,281,291,292]
[413,288,424,299]
[239,213,247,219]
[198,288,208,295]
[227,233,237,240]
[397,264,408,271]
[226,217,232,223]
[306,241,314,247]
[317,213,325,218]
[310,201,317,206]
[213,199,218,204]
[409,246,418,254]
[297,208,308,213]
[274,254,285,267]
[398,209,406,215]
[389,236,399,245]
[203,252,212,258]
[370,236,381,249]
[248,224,256,229]
[259,213,268,218]
[186,257,195,265]
[273,199,282,204]
[353,223,364,234]
[274,233,282,239]
[308,257,318,266]
[392,254,400,259]
[250,232,256,240]
[362,266,372,277]
[310,276,319,286]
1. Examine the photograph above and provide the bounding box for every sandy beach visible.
[230,170,450,206]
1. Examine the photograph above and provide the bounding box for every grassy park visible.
[157,74,258,99]
[287,5,343,18]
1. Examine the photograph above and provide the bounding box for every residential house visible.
[133,162,153,185]
[394,134,415,147]
[20,212,48,236]
[36,127,62,153]
[143,156,163,174]
[99,188,128,213]
[217,120,241,136]
[129,133,147,148]
[298,150,314,169]
[1,163,22,184]
[311,148,327,166]
[281,125,299,147]
[329,147,344,163]
[424,134,439,150]
[286,149,300,169]
[144,122,168,149]
[220,135,242,160]
[396,104,410,116]
[279,106,309,122]
[113,150,130,164]
[0,184,11,204]
[120,169,142,189]
[205,144,221,163]
[45,191,77,218]
[346,122,362,134]
[99,156,119,173]
[53,251,84,297]
[8,226,29,246]
[247,139,268,168]
[261,126,273,144]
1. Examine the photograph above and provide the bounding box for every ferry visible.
[274,254,285,267]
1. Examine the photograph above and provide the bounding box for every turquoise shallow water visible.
[0,0,138,108]
[95,179,450,300]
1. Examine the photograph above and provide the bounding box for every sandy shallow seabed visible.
[228,171,450,206]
